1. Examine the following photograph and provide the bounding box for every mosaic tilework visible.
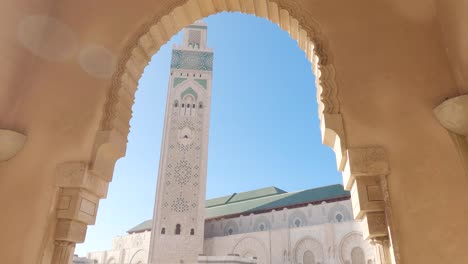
[171,50,213,71]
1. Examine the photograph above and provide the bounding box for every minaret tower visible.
[149,21,213,264]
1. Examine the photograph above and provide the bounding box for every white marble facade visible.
[86,199,376,264]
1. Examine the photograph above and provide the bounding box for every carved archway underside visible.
[88,0,348,196]
[100,0,340,140]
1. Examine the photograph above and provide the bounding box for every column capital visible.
[55,161,109,198]
[51,241,75,264]
[343,146,390,190]
[56,187,99,225]
[351,176,385,219]
[362,211,388,240]
[55,219,87,243]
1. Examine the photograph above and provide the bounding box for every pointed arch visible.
[88,1,346,198]
[53,0,399,262]
[288,209,308,227]
[98,0,340,140]
[181,87,198,100]
[129,249,147,264]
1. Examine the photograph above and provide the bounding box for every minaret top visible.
[171,20,213,72]
[179,20,209,50]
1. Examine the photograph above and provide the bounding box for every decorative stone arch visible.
[131,233,144,248]
[94,0,344,183]
[287,209,308,227]
[223,220,239,235]
[129,249,147,264]
[49,0,398,263]
[106,257,117,264]
[339,232,374,264]
[175,77,206,97]
[293,236,324,264]
[232,236,269,264]
[253,215,271,231]
[181,87,198,101]
[175,75,208,91]
[327,203,352,223]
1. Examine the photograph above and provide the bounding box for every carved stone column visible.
[46,129,126,264]
[434,94,468,178]
[52,162,108,264]
[342,146,396,264]
[51,241,75,264]
[371,238,392,264]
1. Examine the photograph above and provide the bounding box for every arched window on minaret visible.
[180,88,197,117]
[190,228,195,235]
[174,100,179,107]
[175,224,181,235]
[161,227,165,234]
[183,95,194,116]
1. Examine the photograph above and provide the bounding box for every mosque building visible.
[85,21,376,264]
[5,2,468,264]
[86,184,376,264]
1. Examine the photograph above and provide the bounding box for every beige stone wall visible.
[1,0,468,263]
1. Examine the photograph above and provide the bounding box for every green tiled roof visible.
[127,219,152,233]
[205,194,235,208]
[205,184,348,218]
[205,186,286,208]
[225,186,287,204]
[127,184,349,233]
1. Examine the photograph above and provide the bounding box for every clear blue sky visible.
[76,13,342,256]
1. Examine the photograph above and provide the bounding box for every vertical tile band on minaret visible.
[148,20,213,264]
